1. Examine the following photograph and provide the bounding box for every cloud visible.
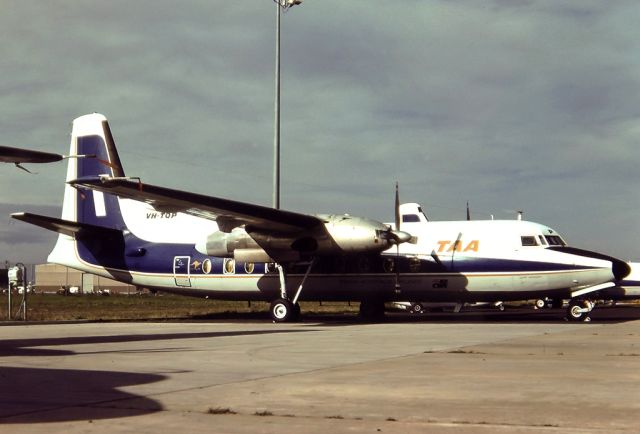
[0,1,638,262]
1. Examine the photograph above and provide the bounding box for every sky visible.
[1,0,639,265]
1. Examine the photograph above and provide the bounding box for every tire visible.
[535,299,546,309]
[567,300,590,322]
[292,302,301,321]
[270,298,294,322]
[551,299,564,309]
[359,300,386,322]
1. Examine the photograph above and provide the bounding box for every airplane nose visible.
[547,246,631,280]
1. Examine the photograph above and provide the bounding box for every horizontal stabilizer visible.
[11,212,122,238]
[0,145,63,164]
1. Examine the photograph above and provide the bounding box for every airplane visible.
[0,145,63,173]
[11,113,631,322]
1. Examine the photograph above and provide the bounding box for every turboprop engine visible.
[314,214,412,254]
[195,228,273,262]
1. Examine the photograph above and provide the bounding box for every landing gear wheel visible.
[359,300,386,322]
[535,299,546,309]
[292,302,301,321]
[411,303,423,314]
[567,300,591,322]
[270,298,295,323]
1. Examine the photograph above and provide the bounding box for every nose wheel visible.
[566,299,593,322]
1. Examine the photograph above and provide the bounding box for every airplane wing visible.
[0,146,63,163]
[70,176,324,233]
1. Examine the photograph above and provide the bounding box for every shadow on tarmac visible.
[0,329,315,423]
[0,329,313,357]
[189,305,640,325]
[0,366,165,423]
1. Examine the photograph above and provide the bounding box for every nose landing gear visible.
[566,299,594,322]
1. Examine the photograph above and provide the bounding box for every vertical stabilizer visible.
[48,113,129,268]
[60,113,127,230]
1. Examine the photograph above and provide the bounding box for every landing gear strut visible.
[270,260,314,323]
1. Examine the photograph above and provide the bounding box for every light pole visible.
[273,0,302,209]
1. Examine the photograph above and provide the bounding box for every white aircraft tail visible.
[45,113,130,268]
[60,113,126,227]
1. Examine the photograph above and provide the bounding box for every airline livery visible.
[12,114,630,322]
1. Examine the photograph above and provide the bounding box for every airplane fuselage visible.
[46,199,615,303]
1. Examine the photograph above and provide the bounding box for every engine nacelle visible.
[195,228,261,257]
[319,214,395,254]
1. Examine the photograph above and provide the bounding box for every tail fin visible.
[61,113,127,230]
[10,114,133,274]
[45,113,131,271]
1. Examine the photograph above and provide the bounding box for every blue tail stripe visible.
[76,135,126,230]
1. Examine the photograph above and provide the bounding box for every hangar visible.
[34,264,137,294]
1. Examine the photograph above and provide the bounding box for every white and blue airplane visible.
[11,114,630,322]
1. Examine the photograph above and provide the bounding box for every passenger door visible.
[173,256,191,287]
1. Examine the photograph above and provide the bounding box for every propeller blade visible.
[394,182,401,292]
[395,182,400,231]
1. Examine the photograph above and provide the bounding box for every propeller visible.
[393,182,405,292]
[385,182,412,245]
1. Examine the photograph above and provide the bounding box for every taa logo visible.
[432,279,448,289]
[436,240,479,253]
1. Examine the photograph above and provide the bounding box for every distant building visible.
[35,264,137,294]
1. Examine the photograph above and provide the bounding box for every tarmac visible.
[1,306,640,433]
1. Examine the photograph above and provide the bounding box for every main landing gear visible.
[270,260,315,323]
[358,299,386,322]
[566,299,594,322]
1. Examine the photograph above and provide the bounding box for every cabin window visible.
[223,258,235,274]
[244,262,255,274]
[545,235,566,246]
[521,236,538,246]
[202,259,212,274]
[402,214,420,223]
[266,262,278,274]
[409,257,421,272]
[383,258,395,273]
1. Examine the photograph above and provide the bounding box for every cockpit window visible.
[538,235,547,245]
[402,214,420,223]
[521,236,538,246]
[545,235,566,246]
